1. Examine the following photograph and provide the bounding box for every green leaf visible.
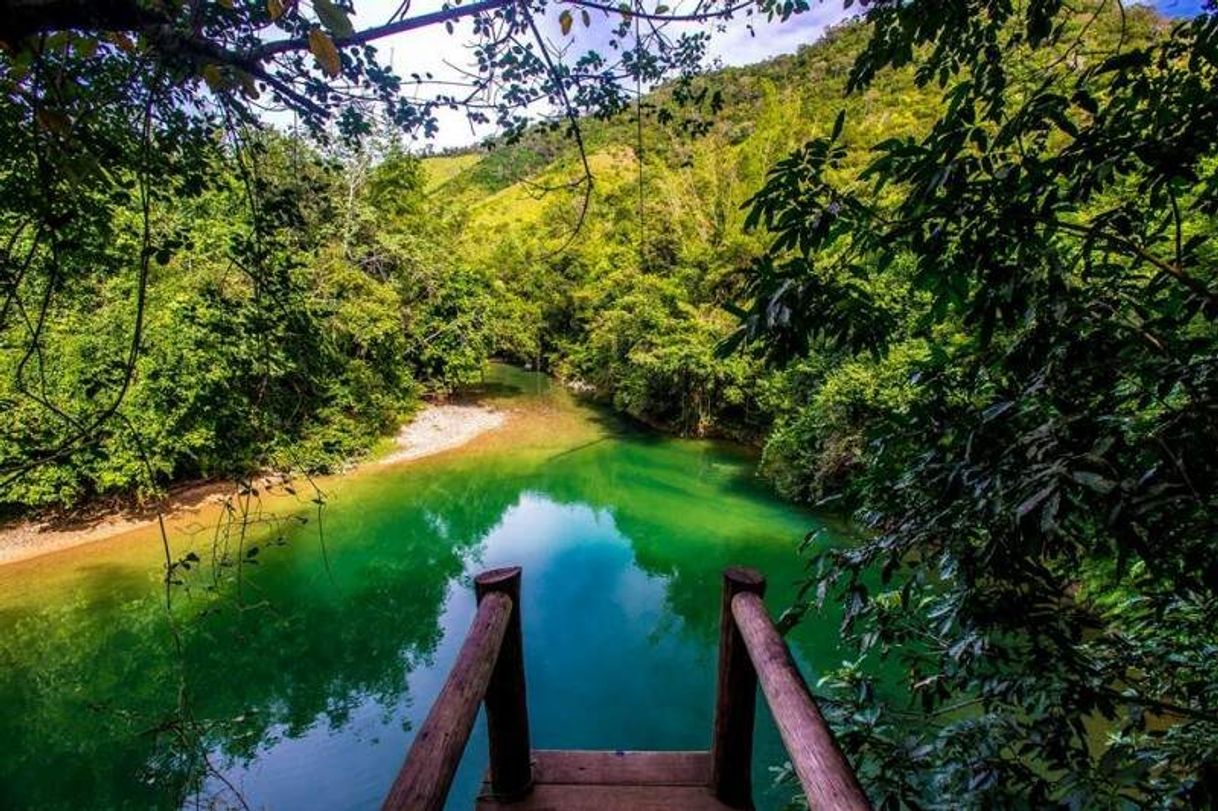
[1016,483,1055,521]
[831,109,846,141]
[559,9,574,35]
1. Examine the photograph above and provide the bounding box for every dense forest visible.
[0,16,933,508]
[2,0,1217,807]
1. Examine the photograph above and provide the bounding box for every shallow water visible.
[0,365,851,810]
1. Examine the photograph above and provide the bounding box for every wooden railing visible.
[382,567,532,811]
[381,564,868,810]
[711,567,871,811]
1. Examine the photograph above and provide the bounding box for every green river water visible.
[0,365,852,810]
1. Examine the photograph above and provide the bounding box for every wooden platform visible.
[382,567,870,811]
[476,750,735,810]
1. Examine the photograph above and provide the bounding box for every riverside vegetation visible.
[2,0,1217,807]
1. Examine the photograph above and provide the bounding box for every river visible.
[0,364,851,810]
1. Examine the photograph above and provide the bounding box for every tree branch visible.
[1053,219,1218,310]
[242,0,752,61]
[566,0,753,23]
[1,0,170,40]
[243,0,518,60]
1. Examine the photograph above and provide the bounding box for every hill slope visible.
[419,19,945,439]
[416,5,1163,494]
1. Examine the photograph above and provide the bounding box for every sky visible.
[348,0,858,149]
[341,0,1207,150]
[1152,0,1210,14]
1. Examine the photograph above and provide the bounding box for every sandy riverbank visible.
[375,404,506,465]
[0,402,508,566]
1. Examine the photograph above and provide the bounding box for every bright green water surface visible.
[0,365,850,810]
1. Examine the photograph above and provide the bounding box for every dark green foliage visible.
[734,4,1218,806]
[0,131,507,510]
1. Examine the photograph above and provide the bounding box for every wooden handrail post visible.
[732,591,871,811]
[711,566,767,809]
[382,590,512,811]
[475,566,533,800]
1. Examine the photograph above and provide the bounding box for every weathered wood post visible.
[710,566,766,809]
[732,591,871,810]
[381,591,513,811]
[475,566,533,800]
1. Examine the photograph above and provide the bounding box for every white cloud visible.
[704,3,856,67]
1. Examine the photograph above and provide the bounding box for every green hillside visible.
[417,19,952,444]
[426,21,934,229]
[411,11,1169,502]
[422,6,1162,452]
[420,152,482,191]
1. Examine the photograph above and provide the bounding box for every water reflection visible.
[0,368,843,810]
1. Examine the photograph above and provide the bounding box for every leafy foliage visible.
[0,133,504,510]
[0,0,817,507]
[733,3,1218,806]
[437,22,944,440]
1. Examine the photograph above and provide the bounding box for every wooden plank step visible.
[530,750,711,786]
[476,750,734,810]
[476,783,735,810]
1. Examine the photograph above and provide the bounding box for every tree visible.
[0,0,775,132]
[735,2,1218,805]
[0,0,818,493]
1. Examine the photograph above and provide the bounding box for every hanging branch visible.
[0,67,163,488]
[634,0,646,271]
[522,3,595,254]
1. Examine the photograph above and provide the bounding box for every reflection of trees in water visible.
[523,433,846,661]
[0,462,529,809]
